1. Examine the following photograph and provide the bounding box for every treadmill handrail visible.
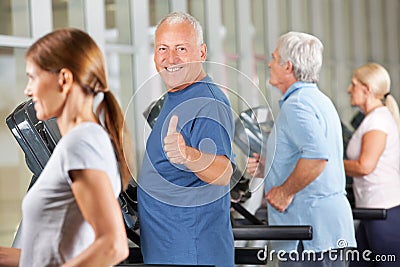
[233,225,312,240]
[352,208,387,220]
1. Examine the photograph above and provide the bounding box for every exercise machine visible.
[6,100,313,265]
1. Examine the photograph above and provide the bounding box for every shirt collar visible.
[279,81,317,107]
[168,75,211,95]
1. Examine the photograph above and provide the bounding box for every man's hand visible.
[246,153,265,178]
[164,115,190,164]
[163,115,232,186]
[265,158,327,212]
[266,185,294,212]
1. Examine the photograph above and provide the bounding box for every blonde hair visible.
[353,63,400,131]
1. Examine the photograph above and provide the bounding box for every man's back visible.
[265,81,356,252]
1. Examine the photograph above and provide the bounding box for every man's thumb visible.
[167,115,179,134]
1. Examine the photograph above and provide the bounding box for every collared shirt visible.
[265,81,356,252]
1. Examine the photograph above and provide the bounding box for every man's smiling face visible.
[154,20,207,92]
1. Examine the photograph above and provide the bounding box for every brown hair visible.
[26,28,132,189]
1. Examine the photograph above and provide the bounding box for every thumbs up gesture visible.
[164,115,188,164]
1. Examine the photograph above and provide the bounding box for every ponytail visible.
[26,28,133,190]
[384,94,400,133]
[96,91,133,190]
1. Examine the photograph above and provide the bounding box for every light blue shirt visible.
[265,81,356,252]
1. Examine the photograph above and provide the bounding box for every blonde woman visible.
[345,63,400,267]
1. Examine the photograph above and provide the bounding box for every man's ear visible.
[286,61,293,73]
[58,68,73,93]
[200,43,207,61]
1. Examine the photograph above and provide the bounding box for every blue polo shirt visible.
[138,76,235,266]
[265,81,356,252]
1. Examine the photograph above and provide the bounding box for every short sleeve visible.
[284,101,329,160]
[187,99,235,162]
[362,111,391,135]
[60,124,117,185]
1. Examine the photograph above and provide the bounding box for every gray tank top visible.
[19,122,120,267]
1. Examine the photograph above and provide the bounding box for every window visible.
[52,0,85,30]
[0,47,31,246]
[0,1,30,37]
[105,0,132,45]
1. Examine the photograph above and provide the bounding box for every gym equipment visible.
[6,100,140,247]
[251,206,387,223]
[7,100,313,265]
[233,106,273,156]
[352,208,387,220]
[6,100,61,189]
[233,106,387,221]
[233,225,312,240]
[142,95,164,129]
[6,100,61,247]
[142,100,313,265]
[121,224,312,265]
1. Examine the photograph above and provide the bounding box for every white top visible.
[347,107,400,209]
[19,122,121,267]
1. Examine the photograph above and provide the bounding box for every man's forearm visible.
[0,247,20,267]
[281,158,327,195]
[184,147,232,186]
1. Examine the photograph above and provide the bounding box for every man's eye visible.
[177,47,186,53]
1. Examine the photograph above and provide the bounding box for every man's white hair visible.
[156,12,204,47]
[278,31,323,83]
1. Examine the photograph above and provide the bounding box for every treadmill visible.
[6,99,314,265]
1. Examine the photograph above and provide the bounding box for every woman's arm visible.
[0,247,20,267]
[62,169,129,267]
[344,130,386,177]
